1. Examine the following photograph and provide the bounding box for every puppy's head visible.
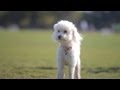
[53,20,83,44]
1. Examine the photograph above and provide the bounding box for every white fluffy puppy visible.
[53,20,83,79]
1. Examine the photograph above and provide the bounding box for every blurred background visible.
[0,11,120,32]
[0,11,120,79]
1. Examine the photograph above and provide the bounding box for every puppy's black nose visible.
[58,35,62,40]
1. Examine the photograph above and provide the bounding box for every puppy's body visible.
[57,42,80,79]
[53,20,83,79]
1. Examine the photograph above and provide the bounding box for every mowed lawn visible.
[0,30,120,79]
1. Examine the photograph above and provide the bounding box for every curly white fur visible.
[53,20,83,79]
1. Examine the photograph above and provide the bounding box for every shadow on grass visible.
[33,66,56,70]
[14,66,56,70]
[87,67,120,74]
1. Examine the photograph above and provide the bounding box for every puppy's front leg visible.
[69,66,75,79]
[56,47,65,79]
[57,55,64,79]
[57,64,64,79]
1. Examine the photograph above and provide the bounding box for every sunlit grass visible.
[0,30,120,79]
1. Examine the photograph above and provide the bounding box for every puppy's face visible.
[53,24,73,43]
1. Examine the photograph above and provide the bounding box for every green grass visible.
[0,30,120,79]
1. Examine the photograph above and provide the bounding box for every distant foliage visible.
[81,11,120,30]
[0,11,81,29]
[0,11,120,31]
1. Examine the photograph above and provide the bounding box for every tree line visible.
[82,11,120,30]
[0,11,120,31]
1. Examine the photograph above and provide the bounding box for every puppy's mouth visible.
[57,35,68,42]
[57,35,65,40]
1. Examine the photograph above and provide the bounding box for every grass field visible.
[0,30,120,79]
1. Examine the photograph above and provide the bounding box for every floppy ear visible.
[53,24,57,30]
[72,27,83,42]
[52,24,57,42]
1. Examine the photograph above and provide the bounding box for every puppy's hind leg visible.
[75,60,81,79]
[75,64,81,79]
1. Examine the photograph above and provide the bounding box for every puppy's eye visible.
[64,30,67,33]
[58,30,60,33]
